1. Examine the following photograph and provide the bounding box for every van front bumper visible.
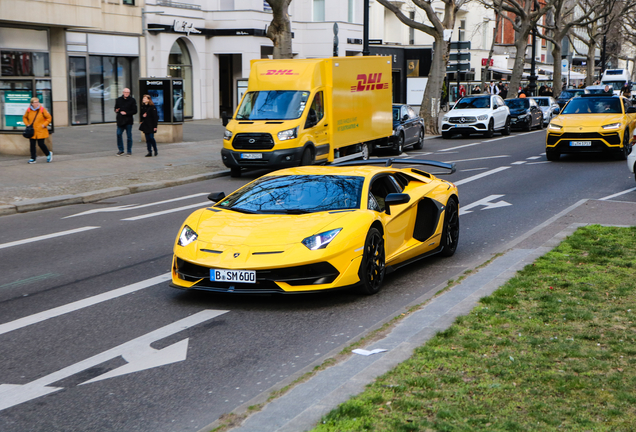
[221,147,305,169]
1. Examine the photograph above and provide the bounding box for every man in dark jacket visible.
[114,88,138,156]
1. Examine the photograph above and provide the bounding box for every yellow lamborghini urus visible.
[546,95,636,161]
[171,160,459,295]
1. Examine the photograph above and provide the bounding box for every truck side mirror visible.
[208,192,226,202]
[305,108,318,129]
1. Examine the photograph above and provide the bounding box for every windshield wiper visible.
[226,207,259,214]
[281,209,311,214]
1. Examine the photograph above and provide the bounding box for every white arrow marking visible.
[121,202,210,221]
[64,193,209,218]
[0,226,100,251]
[453,166,510,186]
[459,194,512,216]
[0,310,227,411]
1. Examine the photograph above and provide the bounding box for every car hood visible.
[193,209,352,247]
[507,108,530,116]
[553,114,626,130]
[447,108,491,117]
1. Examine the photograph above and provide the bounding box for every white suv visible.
[441,94,511,138]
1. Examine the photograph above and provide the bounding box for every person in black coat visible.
[114,88,138,156]
[139,94,159,157]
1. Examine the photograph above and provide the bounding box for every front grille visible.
[547,132,621,146]
[175,258,340,291]
[448,116,477,124]
[233,133,275,150]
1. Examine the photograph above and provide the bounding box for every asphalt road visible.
[1,129,635,432]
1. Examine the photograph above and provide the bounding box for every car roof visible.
[579,94,618,98]
[264,165,408,178]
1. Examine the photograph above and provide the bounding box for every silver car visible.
[531,96,561,125]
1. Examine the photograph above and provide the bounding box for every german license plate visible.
[570,141,592,147]
[240,153,263,159]
[210,269,256,283]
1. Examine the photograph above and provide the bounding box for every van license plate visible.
[570,141,592,147]
[210,269,256,283]
[241,153,263,159]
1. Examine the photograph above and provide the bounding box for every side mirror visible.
[208,192,226,202]
[627,106,636,113]
[402,114,409,122]
[384,193,410,215]
[553,107,560,114]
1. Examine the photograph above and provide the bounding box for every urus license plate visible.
[570,141,592,147]
[210,269,256,283]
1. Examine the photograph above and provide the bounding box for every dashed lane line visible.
[0,227,100,251]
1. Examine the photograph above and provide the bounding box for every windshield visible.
[533,98,550,107]
[454,97,490,109]
[217,175,364,214]
[504,99,529,110]
[601,81,626,91]
[586,88,607,94]
[236,91,310,120]
[561,97,623,114]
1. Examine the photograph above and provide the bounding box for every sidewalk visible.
[0,120,229,215]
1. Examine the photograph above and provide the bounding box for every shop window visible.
[123,0,135,5]
[1,51,50,77]
[0,79,52,131]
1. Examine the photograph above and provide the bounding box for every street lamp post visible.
[363,0,370,56]
[528,1,538,96]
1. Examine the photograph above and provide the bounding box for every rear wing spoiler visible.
[331,158,456,175]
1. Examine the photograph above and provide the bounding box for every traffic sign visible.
[447,63,471,72]
[450,41,471,50]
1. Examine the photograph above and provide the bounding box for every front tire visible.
[440,198,459,257]
[361,143,370,160]
[301,147,315,166]
[546,151,560,161]
[616,130,631,161]
[358,228,385,295]
[230,167,242,178]
[442,131,452,139]
[484,119,494,138]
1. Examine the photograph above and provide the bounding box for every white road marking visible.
[446,155,510,163]
[459,195,512,216]
[453,166,511,186]
[511,161,527,165]
[122,202,210,221]
[0,273,170,336]
[527,161,550,165]
[439,142,482,152]
[600,187,636,201]
[0,226,100,251]
[527,156,542,160]
[64,193,210,218]
[0,309,228,411]
[482,136,512,143]
[460,167,489,172]
[424,136,439,140]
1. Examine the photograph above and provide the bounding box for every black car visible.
[374,104,425,155]
[504,98,544,131]
[556,89,586,109]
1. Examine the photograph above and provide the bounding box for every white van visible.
[601,69,631,95]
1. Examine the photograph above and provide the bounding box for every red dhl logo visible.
[351,73,389,92]
[261,69,299,75]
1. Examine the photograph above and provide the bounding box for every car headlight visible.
[178,225,198,247]
[442,115,449,122]
[602,122,621,130]
[518,113,529,119]
[278,127,298,141]
[477,114,488,121]
[223,129,233,140]
[548,123,562,130]
[302,228,342,250]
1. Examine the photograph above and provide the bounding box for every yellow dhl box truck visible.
[221,56,393,176]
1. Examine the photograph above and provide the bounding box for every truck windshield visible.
[236,91,310,120]
[601,81,625,91]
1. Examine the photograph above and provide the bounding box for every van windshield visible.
[236,91,310,120]
[601,81,626,91]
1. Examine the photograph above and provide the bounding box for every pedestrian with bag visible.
[139,94,159,157]
[22,97,52,164]
[114,88,137,156]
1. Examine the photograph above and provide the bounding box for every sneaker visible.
[145,153,152,157]
[47,151,53,163]
[154,152,158,156]
[117,151,124,156]
[28,159,36,164]
[126,153,132,157]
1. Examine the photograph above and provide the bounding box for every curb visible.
[3,170,230,215]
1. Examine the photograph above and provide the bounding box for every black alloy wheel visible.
[484,119,495,138]
[440,198,459,257]
[358,227,386,295]
[616,130,631,160]
[394,133,404,155]
[546,150,560,161]
[502,117,511,135]
[413,128,424,150]
[524,117,532,132]
[442,131,452,139]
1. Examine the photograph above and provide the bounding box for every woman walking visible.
[22,97,52,164]
[139,94,159,157]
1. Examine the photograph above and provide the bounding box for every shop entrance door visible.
[69,57,88,125]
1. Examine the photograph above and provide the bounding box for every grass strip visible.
[312,225,636,432]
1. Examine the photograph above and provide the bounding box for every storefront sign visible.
[173,20,201,36]
[3,91,31,127]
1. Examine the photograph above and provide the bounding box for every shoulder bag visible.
[22,108,40,139]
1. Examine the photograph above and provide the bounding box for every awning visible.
[489,66,513,74]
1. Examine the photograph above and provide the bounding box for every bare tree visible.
[376,0,470,135]
[265,0,293,59]
[540,0,608,97]
[481,0,505,90]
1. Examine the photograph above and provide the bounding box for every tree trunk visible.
[586,40,596,84]
[551,44,562,98]
[266,0,293,59]
[420,34,449,135]
[508,22,532,97]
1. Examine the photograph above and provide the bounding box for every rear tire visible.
[230,167,242,178]
[357,228,385,295]
[413,128,424,150]
[440,198,459,257]
[361,143,370,160]
[393,133,404,155]
[501,117,511,136]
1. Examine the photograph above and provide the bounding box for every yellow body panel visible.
[171,165,459,293]
[223,57,393,165]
